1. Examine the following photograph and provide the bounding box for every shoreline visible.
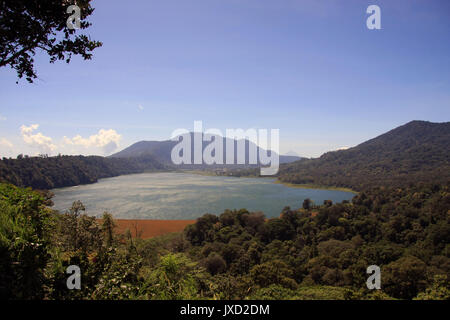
[273,180,358,193]
[179,170,267,179]
[182,170,357,193]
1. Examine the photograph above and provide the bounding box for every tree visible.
[0,0,102,83]
[323,200,333,207]
[303,198,313,210]
[202,253,227,275]
[0,184,51,299]
[144,253,201,300]
[383,256,427,299]
[415,275,450,300]
[58,201,102,254]
[101,212,116,247]
[259,218,295,243]
[185,214,219,245]
[249,260,297,290]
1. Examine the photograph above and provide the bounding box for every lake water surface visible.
[52,172,355,219]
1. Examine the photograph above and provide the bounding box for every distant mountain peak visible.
[111,134,303,167]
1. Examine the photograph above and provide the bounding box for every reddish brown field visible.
[110,219,196,239]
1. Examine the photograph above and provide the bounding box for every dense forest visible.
[278,121,450,191]
[0,154,166,189]
[1,182,448,300]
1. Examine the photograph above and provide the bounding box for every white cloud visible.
[63,129,122,154]
[0,114,6,121]
[138,104,144,111]
[21,123,39,134]
[0,138,13,148]
[62,136,74,145]
[20,124,56,154]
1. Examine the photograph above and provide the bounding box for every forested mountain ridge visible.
[278,121,450,191]
[0,154,166,190]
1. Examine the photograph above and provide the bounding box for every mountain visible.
[285,150,303,157]
[110,133,303,167]
[278,120,450,191]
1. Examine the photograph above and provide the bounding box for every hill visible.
[278,121,450,190]
[110,133,302,167]
[0,154,166,190]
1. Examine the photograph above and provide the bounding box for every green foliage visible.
[415,275,450,300]
[250,260,298,290]
[0,154,166,189]
[55,201,102,254]
[101,212,116,248]
[185,214,219,245]
[259,218,296,243]
[141,253,203,300]
[249,285,356,300]
[345,288,397,300]
[294,286,352,300]
[303,198,313,210]
[202,253,227,275]
[0,184,51,299]
[248,284,296,300]
[91,250,142,300]
[383,256,428,299]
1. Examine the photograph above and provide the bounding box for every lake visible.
[51,172,355,219]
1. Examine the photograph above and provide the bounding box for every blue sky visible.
[0,0,449,158]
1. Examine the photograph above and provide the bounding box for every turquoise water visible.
[51,172,355,219]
